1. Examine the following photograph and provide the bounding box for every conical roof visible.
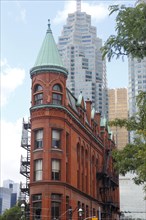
[30,20,68,76]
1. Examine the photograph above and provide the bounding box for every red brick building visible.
[25,21,120,220]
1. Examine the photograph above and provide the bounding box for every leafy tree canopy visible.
[0,205,21,220]
[109,91,146,190]
[101,3,146,61]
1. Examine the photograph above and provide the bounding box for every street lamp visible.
[78,208,83,219]
[21,203,25,219]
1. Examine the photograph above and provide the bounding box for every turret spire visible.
[76,0,81,12]
[47,19,52,33]
[30,19,68,76]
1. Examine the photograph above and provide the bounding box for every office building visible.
[128,57,146,118]
[3,179,20,207]
[20,21,120,220]
[120,173,146,219]
[108,88,129,150]
[0,187,11,215]
[0,180,20,214]
[57,0,108,118]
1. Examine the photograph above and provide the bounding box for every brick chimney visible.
[85,99,92,126]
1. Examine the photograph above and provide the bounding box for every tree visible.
[101,3,146,61]
[109,91,146,190]
[0,205,21,220]
[101,1,146,192]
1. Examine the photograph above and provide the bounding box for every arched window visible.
[34,84,43,92]
[53,84,62,92]
[34,84,43,105]
[52,84,62,105]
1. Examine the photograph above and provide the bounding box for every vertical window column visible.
[52,84,62,105]
[51,194,62,220]
[34,129,43,149]
[34,159,42,181]
[52,129,61,149]
[32,194,42,220]
[34,84,43,105]
[51,159,61,180]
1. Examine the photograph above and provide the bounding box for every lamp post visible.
[21,203,25,220]
[78,208,83,220]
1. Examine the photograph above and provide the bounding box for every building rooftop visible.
[30,19,68,76]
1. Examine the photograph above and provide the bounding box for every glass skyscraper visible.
[128,57,146,118]
[58,0,108,117]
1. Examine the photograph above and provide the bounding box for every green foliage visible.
[0,205,21,220]
[101,3,146,61]
[110,92,146,190]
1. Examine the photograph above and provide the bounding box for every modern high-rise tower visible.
[58,0,108,118]
[108,88,129,150]
[128,57,146,118]
[129,0,146,119]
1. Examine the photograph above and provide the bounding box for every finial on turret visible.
[47,19,52,33]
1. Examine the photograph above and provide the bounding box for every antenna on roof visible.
[76,0,81,12]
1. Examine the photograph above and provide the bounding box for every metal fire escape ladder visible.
[20,118,31,195]
[96,137,115,219]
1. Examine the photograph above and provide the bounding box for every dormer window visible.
[52,84,62,105]
[34,84,43,105]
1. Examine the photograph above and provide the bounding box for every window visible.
[52,93,62,105]
[35,93,43,105]
[52,130,61,148]
[34,129,43,149]
[34,84,43,105]
[34,159,42,181]
[52,84,62,105]
[53,84,62,92]
[52,159,60,180]
[32,194,42,220]
[35,85,43,92]
[51,194,62,220]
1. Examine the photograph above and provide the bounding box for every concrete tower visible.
[58,0,108,118]
[108,88,129,150]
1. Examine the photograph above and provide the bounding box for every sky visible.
[0,0,135,186]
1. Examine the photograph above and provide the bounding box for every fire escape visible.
[20,118,31,196]
[96,136,119,219]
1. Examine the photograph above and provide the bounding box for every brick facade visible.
[29,69,120,220]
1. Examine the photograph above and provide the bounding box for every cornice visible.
[30,104,104,148]
[30,65,68,78]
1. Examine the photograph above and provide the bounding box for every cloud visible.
[1,118,26,185]
[1,59,25,107]
[53,1,109,25]
[15,1,27,23]
[19,8,26,23]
